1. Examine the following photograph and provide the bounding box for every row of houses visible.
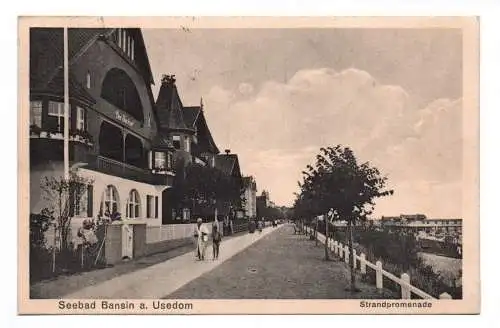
[29,28,259,237]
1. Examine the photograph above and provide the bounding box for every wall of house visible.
[104,224,123,265]
[77,167,165,227]
[244,187,257,218]
[70,34,158,155]
[146,223,197,243]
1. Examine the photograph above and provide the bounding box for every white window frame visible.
[86,71,91,89]
[48,101,69,132]
[117,28,122,49]
[128,36,132,58]
[101,185,119,216]
[167,152,173,169]
[172,135,181,150]
[73,185,89,218]
[131,38,135,60]
[127,189,141,219]
[154,152,166,170]
[76,106,86,131]
[122,30,127,52]
[30,100,42,127]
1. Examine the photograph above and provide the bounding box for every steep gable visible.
[30,28,155,94]
[215,153,242,178]
[154,75,190,131]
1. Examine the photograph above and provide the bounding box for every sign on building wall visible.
[115,111,135,127]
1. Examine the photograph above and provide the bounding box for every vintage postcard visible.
[18,16,480,314]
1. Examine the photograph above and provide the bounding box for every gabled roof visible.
[183,106,202,128]
[30,28,155,96]
[154,75,191,131]
[215,154,242,178]
[185,105,219,154]
[43,67,96,106]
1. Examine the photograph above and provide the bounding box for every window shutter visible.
[154,196,158,218]
[146,196,151,218]
[87,185,93,217]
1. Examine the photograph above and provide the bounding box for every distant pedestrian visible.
[257,220,263,233]
[212,225,222,260]
[194,218,209,260]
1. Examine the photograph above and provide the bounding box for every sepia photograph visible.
[18,16,480,314]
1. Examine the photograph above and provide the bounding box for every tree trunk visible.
[315,219,319,246]
[324,217,329,260]
[347,218,356,291]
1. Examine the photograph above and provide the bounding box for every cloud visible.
[238,82,254,95]
[203,67,462,217]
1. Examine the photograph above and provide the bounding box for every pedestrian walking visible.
[257,219,263,233]
[212,224,222,260]
[194,218,209,260]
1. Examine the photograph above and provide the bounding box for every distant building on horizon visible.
[378,214,462,234]
[242,176,257,219]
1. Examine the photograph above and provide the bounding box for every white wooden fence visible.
[304,226,453,300]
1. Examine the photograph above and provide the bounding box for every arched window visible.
[100,185,120,217]
[126,189,141,219]
[101,68,144,122]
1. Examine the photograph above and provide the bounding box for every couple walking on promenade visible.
[194,218,223,261]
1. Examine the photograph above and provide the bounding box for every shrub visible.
[29,211,53,282]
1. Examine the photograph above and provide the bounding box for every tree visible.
[40,172,94,272]
[173,163,244,219]
[294,145,393,291]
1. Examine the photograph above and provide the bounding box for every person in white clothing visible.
[194,218,209,260]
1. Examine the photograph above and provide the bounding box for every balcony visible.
[29,125,94,147]
[86,154,175,186]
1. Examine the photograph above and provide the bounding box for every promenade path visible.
[167,224,396,299]
[63,226,276,299]
[39,224,396,299]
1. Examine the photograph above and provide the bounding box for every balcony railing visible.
[86,155,175,186]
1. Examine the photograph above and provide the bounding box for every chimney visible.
[161,74,176,85]
[225,149,231,155]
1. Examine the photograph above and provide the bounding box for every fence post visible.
[360,253,366,274]
[344,246,349,264]
[439,293,452,300]
[352,249,357,270]
[376,260,383,290]
[401,273,411,299]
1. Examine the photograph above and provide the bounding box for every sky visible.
[142,28,463,218]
